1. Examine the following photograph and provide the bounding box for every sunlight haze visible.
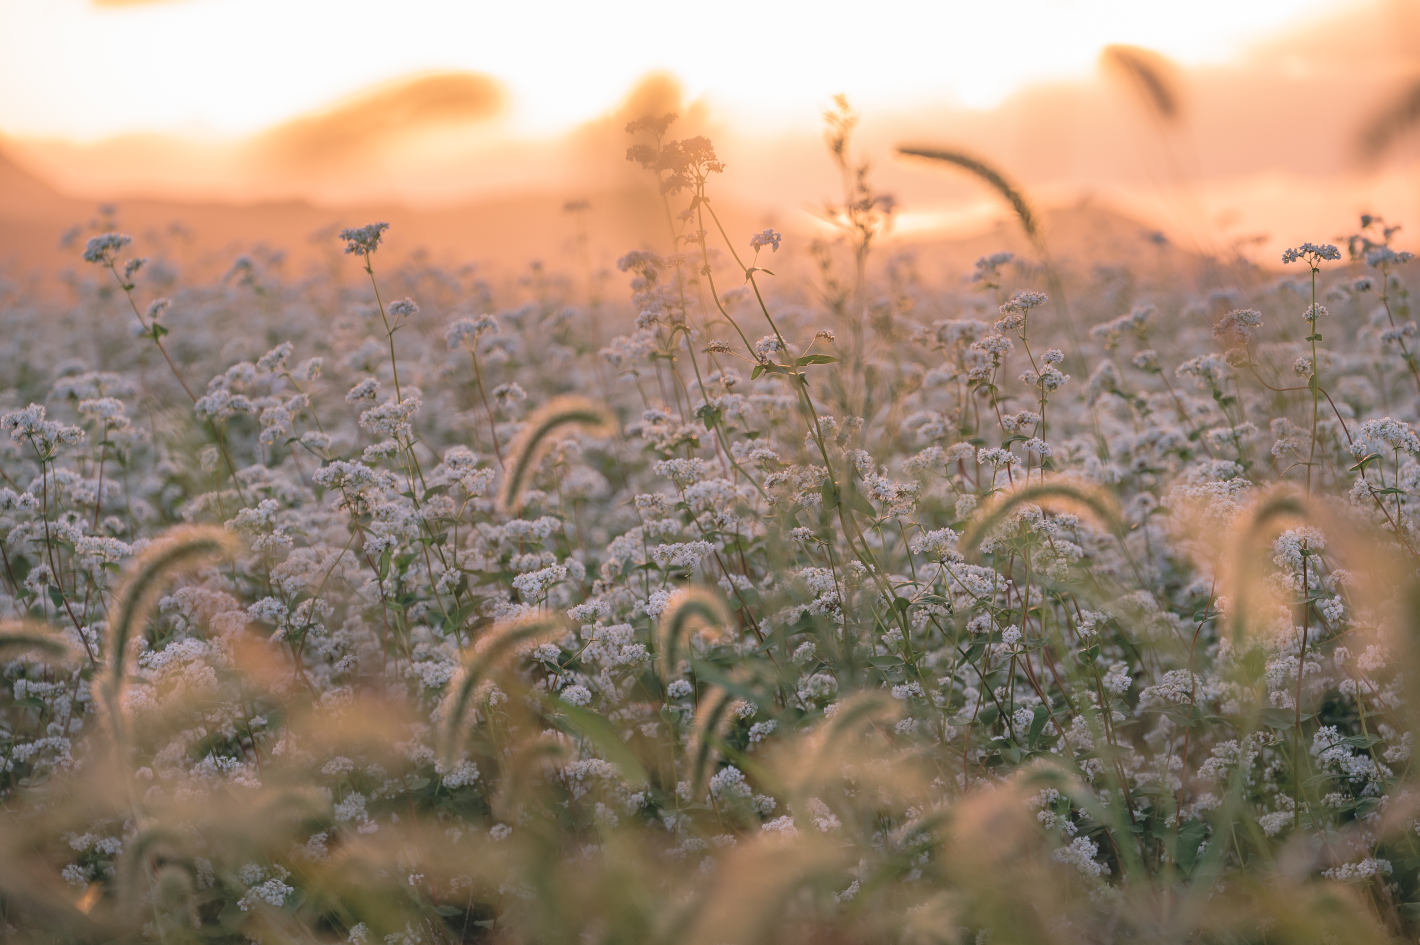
[3,0,1341,141]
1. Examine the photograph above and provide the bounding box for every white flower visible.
[749,228,782,253]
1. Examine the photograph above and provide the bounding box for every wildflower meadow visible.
[3,107,1420,944]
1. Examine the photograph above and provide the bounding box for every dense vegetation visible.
[3,110,1420,944]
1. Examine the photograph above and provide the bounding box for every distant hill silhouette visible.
[0,139,70,213]
[0,135,1218,297]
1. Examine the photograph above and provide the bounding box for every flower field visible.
[2,113,1420,944]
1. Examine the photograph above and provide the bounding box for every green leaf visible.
[1261,706,1298,730]
[1175,819,1209,874]
[1028,705,1050,743]
[849,482,875,517]
[795,354,838,366]
[695,403,722,430]
[551,702,648,785]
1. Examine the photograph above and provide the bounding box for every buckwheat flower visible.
[973,333,1013,356]
[1350,417,1420,458]
[708,764,753,802]
[1282,242,1341,267]
[76,396,129,428]
[238,877,293,911]
[2,403,84,455]
[1293,356,1313,376]
[910,527,962,560]
[754,335,783,361]
[798,672,839,702]
[1257,810,1292,837]
[1102,661,1132,694]
[358,397,420,439]
[446,314,499,348]
[389,297,419,320]
[1021,366,1070,392]
[836,880,861,903]
[749,228,782,253]
[1302,303,1328,323]
[82,232,131,265]
[144,297,171,322]
[978,446,1018,467]
[1176,354,1231,387]
[997,411,1037,434]
[1380,324,1417,348]
[294,356,323,381]
[655,457,708,487]
[644,588,672,618]
[256,342,293,373]
[649,540,716,569]
[492,382,526,409]
[346,378,380,403]
[1322,857,1393,882]
[1366,246,1415,267]
[511,564,567,598]
[761,815,797,837]
[704,339,733,354]
[891,681,925,701]
[1213,308,1263,345]
[1053,836,1107,877]
[995,310,1025,333]
[972,251,1014,285]
[1128,349,1159,373]
[338,222,389,256]
[814,329,835,343]
[1001,290,1048,315]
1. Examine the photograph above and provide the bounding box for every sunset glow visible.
[7,0,1420,939]
[3,0,1345,142]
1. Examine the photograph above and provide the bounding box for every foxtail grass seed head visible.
[654,585,734,685]
[895,145,1039,244]
[0,621,78,664]
[105,525,239,702]
[961,476,1124,560]
[439,613,567,761]
[497,395,616,515]
[1100,44,1182,122]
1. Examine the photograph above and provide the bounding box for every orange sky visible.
[0,0,1349,141]
[1,0,1417,270]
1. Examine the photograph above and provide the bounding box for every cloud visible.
[255,71,507,170]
